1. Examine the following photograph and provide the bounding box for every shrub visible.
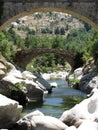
[9,83,25,91]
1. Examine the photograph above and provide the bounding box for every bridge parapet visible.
[0,0,98,31]
[0,0,96,2]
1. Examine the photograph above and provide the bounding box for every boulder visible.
[1,62,44,103]
[0,94,22,129]
[0,59,7,79]
[0,62,6,71]
[11,110,68,130]
[74,67,83,80]
[79,72,95,94]
[66,126,77,130]
[60,88,98,127]
[22,71,37,80]
[25,82,44,102]
[78,120,98,130]
[87,76,98,90]
[22,110,44,120]
[34,72,52,93]
[30,115,68,130]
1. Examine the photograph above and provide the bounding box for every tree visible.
[54,27,60,35]
[60,27,65,35]
[52,36,65,49]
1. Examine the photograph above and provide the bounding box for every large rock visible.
[0,56,7,79]
[34,72,52,93]
[79,72,96,93]
[78,120,98,130]
[10,110,68,130]
[60,88,98,127]
[86,76,98,90]
[1,62,45,102]
[67,68,83,89]
[74,67,83,80]
[0,56,53,103]
[0,94,22,129]
[25,81,44,102]
[66,126,77,130]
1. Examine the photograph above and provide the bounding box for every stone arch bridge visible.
[14,48,79,70]
[0,0,97,71]
[0,0,98,31]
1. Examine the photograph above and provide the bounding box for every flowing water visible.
[23,79,86,118]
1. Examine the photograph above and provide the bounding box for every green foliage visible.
[89,32,98,57]
[5,63,11,74]
[9,83,25,91]
[91,41,98,55]
[6,29,25,49]
[70,77,79,84]
[65,28,87,52]
[1,12,98,72]
[41,28,53,34]
[25,35,52,48]
[34,13,42,19]
[62,96,85,110]
[18,26,36,35]
[60,27,65,35]
[0,31,17,61]
[52,36,65,49]
[83,22,91,32]
[55,27,60,35]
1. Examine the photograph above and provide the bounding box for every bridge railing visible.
[0,0,96,2]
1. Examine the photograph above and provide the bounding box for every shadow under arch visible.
[0,7,98,31]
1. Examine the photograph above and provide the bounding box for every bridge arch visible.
[0,1,98,31]
[14,48,76,70]
[0,1,97,70]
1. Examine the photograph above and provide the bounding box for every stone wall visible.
[0,1,98,31]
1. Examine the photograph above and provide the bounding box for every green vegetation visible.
[9,83,25,91]
[0,12,98,72]
[70,77,79,84]
[62,96,85,110]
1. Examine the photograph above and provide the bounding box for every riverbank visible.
[22,79,86,118]
[10,88,98,130]
[42,71,68,80]
[1,55,98,129]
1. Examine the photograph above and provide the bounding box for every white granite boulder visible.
[66,126,77,130]
[78,120,98,130]
[1,62,44,102]
[11,110,68,130]
[60,88,98,127]
[0,94,22,129]
[74,67,83,80]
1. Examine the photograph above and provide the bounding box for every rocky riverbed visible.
[3,88,98,130]
[0,55,98,129]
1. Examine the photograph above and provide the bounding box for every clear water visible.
[23,79,86,118]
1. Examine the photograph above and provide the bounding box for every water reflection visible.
[22,79,86,118]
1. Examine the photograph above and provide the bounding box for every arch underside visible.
[14,49,75,69]
[0,7,98,31]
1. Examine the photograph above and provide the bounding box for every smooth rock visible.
[0,94,22,128]
[66,126,77,130]
[78,120,98,130]
[1,62,44,102]
[11,110,68,130]
[60,88,98,127]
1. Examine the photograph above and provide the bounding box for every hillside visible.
[1,11,97,73]
[9,12,84,38]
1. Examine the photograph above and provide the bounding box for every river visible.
[22,79,86,118]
